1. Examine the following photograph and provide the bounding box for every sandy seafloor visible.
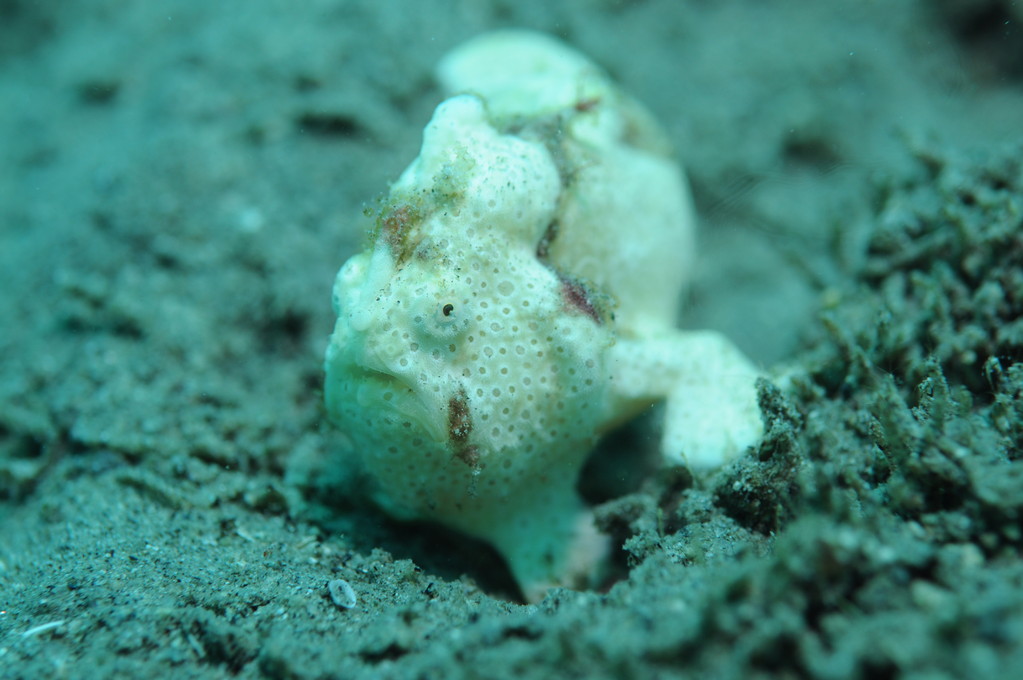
[2,0,1023,678]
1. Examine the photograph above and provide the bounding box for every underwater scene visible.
[1,1,1022,678]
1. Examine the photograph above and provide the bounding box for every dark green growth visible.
[595,142,1023,678]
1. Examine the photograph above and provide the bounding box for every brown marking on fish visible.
[448,387,480,470]
[558,275,603,325]
[378,203,423,264]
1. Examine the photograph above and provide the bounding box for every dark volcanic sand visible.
[2,1,1022,678]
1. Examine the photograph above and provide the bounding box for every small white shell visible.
[327,579,357,609]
